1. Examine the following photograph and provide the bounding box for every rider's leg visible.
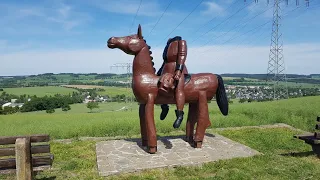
[160,104,169,120]
[173,75,185,128]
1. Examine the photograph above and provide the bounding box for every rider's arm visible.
[176,40,187,72]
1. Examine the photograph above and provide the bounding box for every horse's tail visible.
[215,74,228,116]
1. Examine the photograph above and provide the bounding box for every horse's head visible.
[107,24,146,55]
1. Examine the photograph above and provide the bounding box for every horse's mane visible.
[143,38,156,73]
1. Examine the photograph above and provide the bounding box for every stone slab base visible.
[96,134,260,176]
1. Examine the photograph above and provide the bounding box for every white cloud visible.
[0,2,91,32]
[0,40,33,53]
[88,0,163,17]
[1,43,319,76]
[201,1,226,16]
[247,0,273,18]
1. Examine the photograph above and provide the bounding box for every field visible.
[0,95,319,179]
[1,79,320,179]
[93,86,133,97]
[29,102,138,114]
[61,85,107,89]
[1,96,319,139]
[3,86,78,97]
[61,85,134,96]
[2,85,134,98]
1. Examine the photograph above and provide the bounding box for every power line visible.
[197,2,271,50]
[110,63,133,106]
[129,0,143,34]
[199,3,305,55]
[197,1,312,63]
[146,0,174,38]
[188,0,240,42]
[154,0,205,48]
[191,0,255,46]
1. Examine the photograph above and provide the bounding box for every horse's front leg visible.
[139,104,147,147]
[145,93,157,153]
[186,103,198,144]
[194,91,211,148]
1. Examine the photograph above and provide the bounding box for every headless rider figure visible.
[156,36,188,128]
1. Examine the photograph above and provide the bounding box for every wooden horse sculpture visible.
[107,25,228,154]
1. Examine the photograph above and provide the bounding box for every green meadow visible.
[0,96,319,139]
[3,85,135,97]
[3,123,318,179]
[3,86,78,97]
[97,86,133,97]
[1,91,320,179]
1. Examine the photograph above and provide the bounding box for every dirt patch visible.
[61,85,106,89]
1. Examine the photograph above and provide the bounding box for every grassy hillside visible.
[1,73,319,89]
[3,86,78,97]
[62,85,134,97]
[14,127,315,180]
[0,96,319,139]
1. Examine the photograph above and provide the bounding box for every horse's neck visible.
[133,47,154,76]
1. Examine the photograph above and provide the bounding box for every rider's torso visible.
[161,41,188,75]
[165,41,179,63]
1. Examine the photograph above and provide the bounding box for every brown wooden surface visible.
[0,135,49,145]
[0,166,51,175]
[0,145,50,157]
[32,155,54,167]
[294,134,320,145]
[0,155,53,169]
[0,158,15,169]
[293,133,314,139]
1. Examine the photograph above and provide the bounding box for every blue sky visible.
[0,0,319,76]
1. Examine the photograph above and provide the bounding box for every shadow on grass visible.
[36,176,56,180]
[280,151,315,157]
[123,133,216,153]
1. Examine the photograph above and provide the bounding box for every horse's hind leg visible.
[145,94,157,153]
[186,103,198,144]
[194,91,211,148]
[139,104,147,146]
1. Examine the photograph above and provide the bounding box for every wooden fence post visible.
[15,137,32,180]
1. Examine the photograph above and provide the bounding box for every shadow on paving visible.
[122,133,216,153]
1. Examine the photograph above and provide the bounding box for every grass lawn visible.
[97,87,133,97]
[0,96,319,139]
[60,85,134,97]
[3,86,78,97]
[1,126,318,179]
[0,96,320,179]
[29,102,138,114]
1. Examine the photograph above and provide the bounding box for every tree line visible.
[0,91,83,115]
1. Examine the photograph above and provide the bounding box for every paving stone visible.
[96,134,261,176]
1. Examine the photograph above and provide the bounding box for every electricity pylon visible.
[247,0,309,100]
[110,63,133,106]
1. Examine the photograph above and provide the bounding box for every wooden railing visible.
[0,134,54,179]
[294,116,320,158]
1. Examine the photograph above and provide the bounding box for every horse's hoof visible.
[148,146,157,154]
[194,141,202,148]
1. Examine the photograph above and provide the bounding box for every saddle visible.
[157,73,191,93]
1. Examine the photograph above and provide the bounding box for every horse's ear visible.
[137,24,143,39]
